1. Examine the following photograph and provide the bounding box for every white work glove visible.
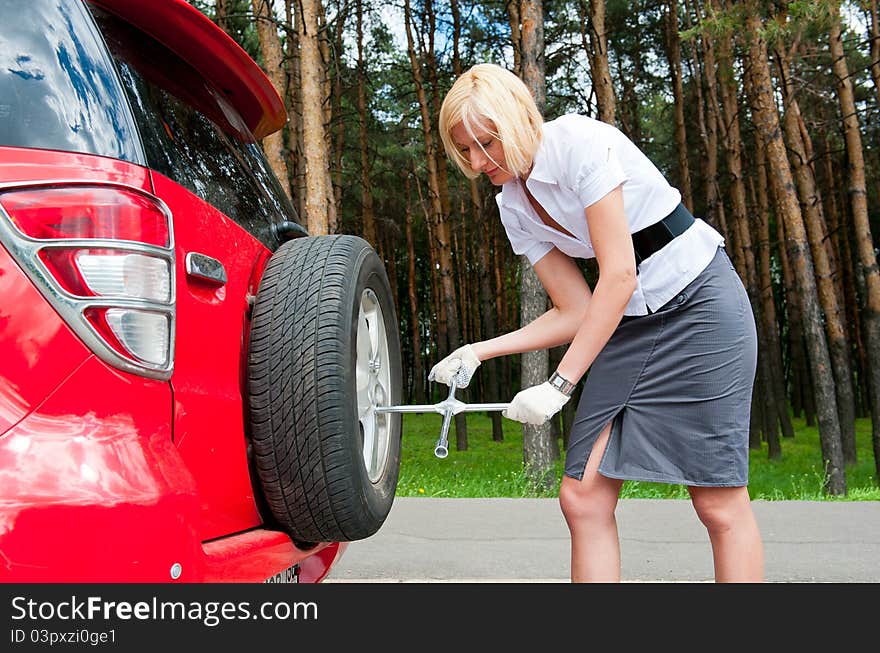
[503,381,570,425]
[428,344,481,388]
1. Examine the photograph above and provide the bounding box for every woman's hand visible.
[428,344,481,387]
[503,382,570,425]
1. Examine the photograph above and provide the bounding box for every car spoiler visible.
[89,0,287,139]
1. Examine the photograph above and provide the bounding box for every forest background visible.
[190,0,880,498]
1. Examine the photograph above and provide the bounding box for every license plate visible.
[265,563,300,583]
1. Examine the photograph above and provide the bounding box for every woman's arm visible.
[498,184,637,425]
[471,183,635,381]
[470,246,593,361]
[554,184,636,384]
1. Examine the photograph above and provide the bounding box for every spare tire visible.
[247,235,402,543]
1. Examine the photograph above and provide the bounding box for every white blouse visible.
[496,113,724,316]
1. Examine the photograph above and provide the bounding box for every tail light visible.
[0,184,175,379]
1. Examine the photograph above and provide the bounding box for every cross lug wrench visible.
[374,376,509,458]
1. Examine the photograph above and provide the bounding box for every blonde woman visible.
[431,63,764,583]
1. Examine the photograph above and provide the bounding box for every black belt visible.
[631,203,695,264]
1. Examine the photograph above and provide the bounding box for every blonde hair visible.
[438,63,543,180]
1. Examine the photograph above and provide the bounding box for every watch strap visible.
[548,371,576,396]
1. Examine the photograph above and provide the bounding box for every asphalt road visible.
[323,497,880,583]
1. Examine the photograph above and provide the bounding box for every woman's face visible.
[451,121,514,186]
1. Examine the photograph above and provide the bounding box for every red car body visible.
[0,0,347,582]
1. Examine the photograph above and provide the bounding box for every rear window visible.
[89,5,299,249]
[0,0,142,162]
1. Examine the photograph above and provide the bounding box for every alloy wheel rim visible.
[355,288,392,483]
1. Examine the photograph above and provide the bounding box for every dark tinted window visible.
[0,0,142,162]
[89,6,298,249]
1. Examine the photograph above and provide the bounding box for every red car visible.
[0,0,402,582]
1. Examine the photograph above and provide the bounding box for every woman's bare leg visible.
[559,422,625,582]
[688,485,764,582]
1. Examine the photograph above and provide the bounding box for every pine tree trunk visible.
[384,231,398,313]
[822,136,869,419]
[404,0,467,448]
[214,0,229,32]
[714,31,750,282]
[404,175,426,403]
[615,7,643,145]
[451,0,462,75]
[317,12,337,234]
[414,165,447,404]
[781,215,816,428]
[356,0,376,245]
[815,131,847,325]
[829,4,880,484]
[297,0,332,235]
[798,108,845,310]
[476,182,504,441]
[754,132,795,440]
[717,25,779,449]
[744,7,845,494]
[252,0,292,200]
[494,218,513,401]
[696,0,729,241]
[452,211,467,342]
[775,45,857,463]
[425,0,452,229]
[746,152,781,457]
[869,0,880,110]
[580,0,616,123]
[664,0,693,210]
[507,0,522,75]
[518,0,554,489]
[749,383,763,449]
[285,1,305,223]
[682,0,713,224]
[331,2,347,224]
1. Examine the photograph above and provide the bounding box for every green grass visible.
[395,412,880,500]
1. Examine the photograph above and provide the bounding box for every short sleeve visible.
[497,197,554,265]
[570,121,628,209]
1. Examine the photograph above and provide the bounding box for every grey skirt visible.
[566,246,757,487]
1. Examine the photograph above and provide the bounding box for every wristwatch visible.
[548,371,576,396]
